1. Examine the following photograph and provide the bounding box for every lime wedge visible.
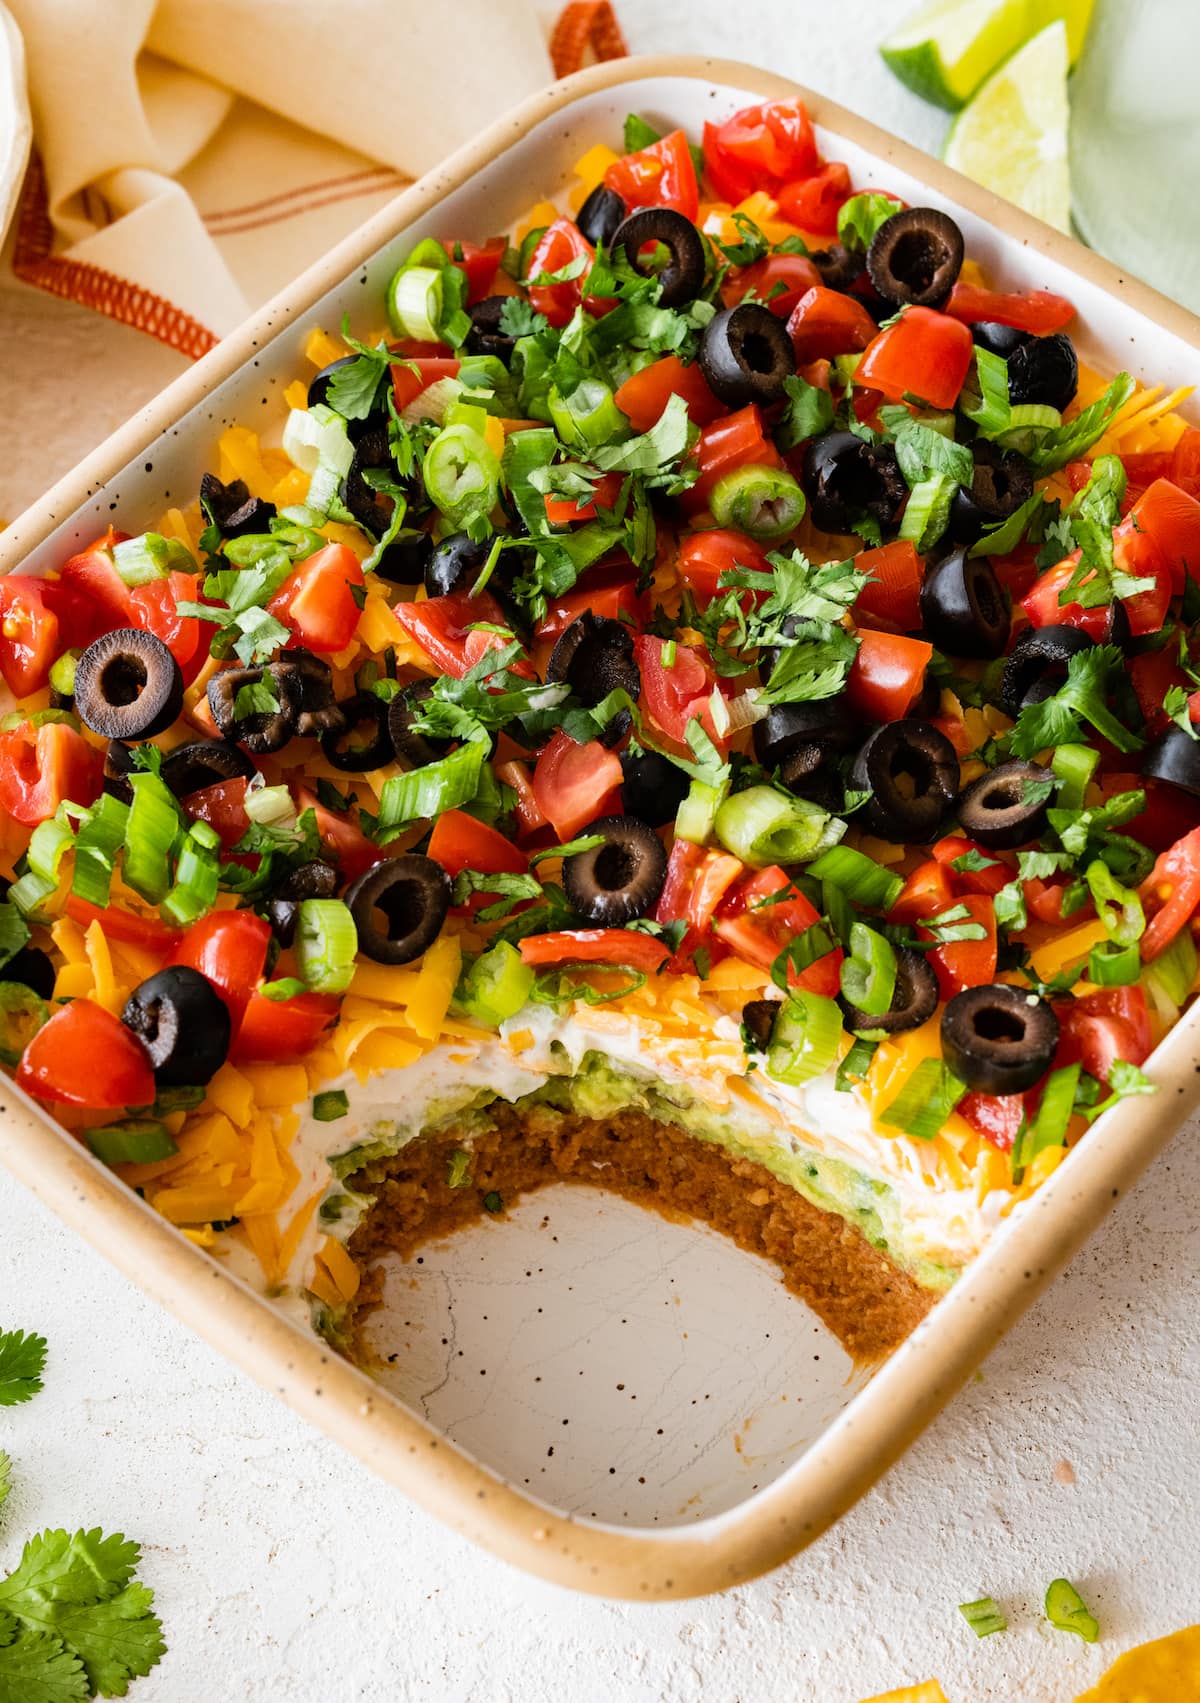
[881,0,1094,112]
[943,20,1072,231]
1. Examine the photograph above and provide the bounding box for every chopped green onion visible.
[260,977,309,1002]
[111,531,194,587]
[548,379,625,450]
[808,844,904,912]
[282,404,356,517]
[1143,924,1198,1010]
[898,471,956,551]
[48,648,82,698]
[1089,939,1141,986]
[447,1147,472,1187]
[1012,1063,1080,1178]
[880,1058,966,1141]
[27,809,76,884]
[123,771,180,903]
[160,820,221,927]
[243,783,295,826]
[995,403,1062,454]
[295,898,358,994]
[72,792,131,907]
[377,739,487,834]
[835,1035,877,1093]
[821,877,855,949]
[675,777,729,845]
[715,785,841,867]
[1044,1578,1099,1643]
[388,265,444,342]
[483,1190,503,1213]
[1085,860,1144,947]
[765,989,843,1087]
[423,422,502,533]
[839,922,897,1017]
[709,465,806,541]
[85,1119,177,1166]
[661,640,677,668]
[312,1090,350,1123]
[0,983,49,1067]
[456,941,535,1027]
[149,1085,206,1115]
[958,1597,1008,1638]
[7,871,56,921]
[1051,743,1099,811]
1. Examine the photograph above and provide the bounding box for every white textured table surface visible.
[3,7,1198,1700]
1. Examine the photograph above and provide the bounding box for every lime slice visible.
[943,20,1072,231]
[881,0,1094,112]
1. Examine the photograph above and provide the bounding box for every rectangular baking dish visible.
[2,55,1199,1602]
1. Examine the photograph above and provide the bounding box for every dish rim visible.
[1,53,1199,1602]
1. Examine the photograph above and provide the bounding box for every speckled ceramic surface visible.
[1,57,1198,1600]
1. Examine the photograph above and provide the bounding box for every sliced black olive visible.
[958,760,1050,848]
[306,357,385,440]
[277,861,340,902]
[698,303,796,408]
[741,998,778,1052]
[618,749,690,828]
[561,815,667,926]
[999,624,1095,715]
[970,321,1030,359]
[577,183,626,248]
[919,545,1010,659]
[346,854,451,965]
[941,983,1059,1096]
[913,668,941,719]
[263,898,300,947]
[319,693,393,771]
[207,662,302,754]
[752,698,854,769]
[841,947,938,1038]
[277,649,345,738]
[374,527,434,588]
[1142,722,1200,798]
[948,445,1034,546]
[611,207,706,308]
[801,430,908,536]
[160,739,255,798]
[387,681,451,768]
[546,613,639,748]
[850,719,959,841]
[103,740,137,804]
[340,425,396,538]
[425,530,522,626]
[465,295,516,361]
[74,629,183,742]
[199,473,277,538]
[776,747,844,813]
[1,946,56,1000]
[122,965,231,1086]
[866,207,964,309]
[1007,332,1079,412]
[809,243,862,291]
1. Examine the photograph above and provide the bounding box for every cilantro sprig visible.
[0,1331,46,1408]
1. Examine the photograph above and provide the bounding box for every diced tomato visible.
[57,536,134,627]
[943,283,1075,335]
[391,356,461,413]
[495,759,547,836]
[16,998,155,1109]
[182,777,252,852]
[1130,650,1188,734]
[170,909,271,1027]
[518,929,670,973]
[606,128,699,221]
[614,354,724,433]
[1118,777,1200,855]
[128,570,202,672]
[526,219,612,329]
[537,565,643,642]
[428,808,527,880]
[958,1091,1025,1152]
[1056,987,1152,1085]
[689,404,783,511]
[267,542,364,655]
[777,162,852,236]
[847,628,933,723]
[449,237,506,304]
[851,540,924,632]
[656,839,744,931]
[64,897,181,955]
[785,286,878,365]
[634,634,730,752]
[1111,518,1171,637]
[532,731,623,840]
[927,892,997,1000]
[544,471,624,525]
[714,864,842,996]
[0,720,102,826]
[1119,451,1174,506]
[856,307,974,410]
[889,859,955,926]
[1170,428,1200,499]
[0,578,61,696]
[676,529,768,606]
[721,253,822,318]
[1138,825,1200,959]
[392,589,512,679]
[231,990,342,1062]
[1020,553,1113,643]
[1125,479,1200,593]
[1024,873,1085,926]
[932,835,1011,895]
[294,786,382,882]
[989,543,1041,602]
[703,97,819,197]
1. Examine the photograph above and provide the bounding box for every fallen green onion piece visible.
[898,471,956,551]
[388,265,444,343]
[0,983,49,1067]
[295,898,358,994]
[243,783,295,826]
[72,792,131,908]
[835,1035,877,1093]
[1089,939,1141,986]
[260,977,308,1002]
[1011,1063,1081,1178]
[160,820,221,927]
[1085,859,1144,946]
[111,531,195,588]
[312,1090,350,1124]
[7,870,56,921]
[1044,1578,1099,1643]
[839,922,897,1017]
[483,1190,503,1213]
[994,402,1062,454]
[880,1058,966,1142]
[27,808,76,885]
[123,771,181,904]
[958,1597,1008,1638]
[710,465,806,541]
[548,378,625,451]
[456,941,535,1027]
[675,777,730,846]
[85,1119,178,1166]
[715,785,841,867]
[1052,743,1100,812]
[765,990,843,1087]
[423,421,502,533]
[377,739,487,834]
[808,844,904,912]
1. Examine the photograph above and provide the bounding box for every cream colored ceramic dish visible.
[2,57,1199,1600]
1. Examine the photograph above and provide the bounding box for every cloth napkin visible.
[5,0,626,356]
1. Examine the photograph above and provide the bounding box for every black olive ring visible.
[546,613,640,749]
[74,629,185,743]
[941,983,1060,1096]
[850,719,960,842]
[611,207,707,308]
[319,693,394,772]
[698,302,796,407]
[561,815,668,927]
[345,854,452,965]
[122,966,231,1086]
[957,760,1051,849]
[866,206,965,309]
